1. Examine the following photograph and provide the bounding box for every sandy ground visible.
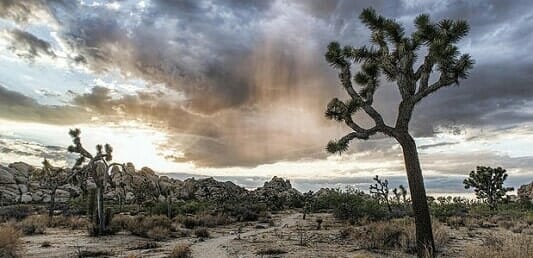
[191,213,300,258]
[19,212,533,257]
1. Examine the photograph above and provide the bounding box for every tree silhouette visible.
[464,166,514,210]
[325,8,473,257]
[369,175,392,212]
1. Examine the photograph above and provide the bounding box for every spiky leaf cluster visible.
[326,139,349,154]
[463,166,514,209]
[324,8,474,154]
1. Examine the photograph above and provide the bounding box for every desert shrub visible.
[128,241,159,250]
[328,188,387,221]
[169,243,191,258]
[360,218,448,253]
[446,216,466,229]
[17,215,46,235]
[256,248,287,255]
[430,201,467,221]
[231,206,259,222]
[177,201,210,215]
[116,215,172,239]
[177,214,231,229]
[65,216,90,230]
[110,214,133,232]
[146,226,170,241]
[339,227,352,239]
[178,216,199,229]
[463,234,533,258]
[0,205,32,221]
[0,225,22,257]
[194,227,209,238]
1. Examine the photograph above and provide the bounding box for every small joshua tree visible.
[369,175,392,212]
[67,128,125,235]
[324,8,473,256]
[463,166,514,210]
[32,159,69,223]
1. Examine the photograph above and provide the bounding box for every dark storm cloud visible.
[3,29,56,60]
[0,85,88,124]
[2,0,533,168]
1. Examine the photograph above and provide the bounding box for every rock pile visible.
[0,162,302,207]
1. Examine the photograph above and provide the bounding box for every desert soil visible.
[20,212,532,257]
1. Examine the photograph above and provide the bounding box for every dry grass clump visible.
[0,224,22,257]
[111,215,172,240]
[44,215,90,230]
[16,215,46,235]
[464,234,533,258]
[146,226,170,241]
[256,248,288,255]
[169,243,191,258]
[359,218,449,253]
[193,227,209,238]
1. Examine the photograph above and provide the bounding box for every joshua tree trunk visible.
[397,132,435,257]
[96,186,105,235]
[48,188,57,224]
[167,195,172,218]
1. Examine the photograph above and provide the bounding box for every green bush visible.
[318,187,387,221]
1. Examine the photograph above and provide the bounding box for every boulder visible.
[18,184,28,194]
[9,162,33,176]
[0,166,16,184]
[20,193,32,203]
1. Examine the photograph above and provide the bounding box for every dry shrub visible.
[360,218,415,251]
[110,214,133,232]
[194,227,209,238]
[0,225,22,257]
[113,215,172,239]
[464,234,533,258]
[464,217,482,230]
[176,214,230,229]
[446,216,465,229]
[432,221,449,251]
[65,216,90,230]
[339,227,352,239]
[146,226,170,241]
[497,220,515,230]
[360,218,449,253]
[169,243,191,258]
[17,215,46,235]
[47,215,90,230]
[256,248,287,255]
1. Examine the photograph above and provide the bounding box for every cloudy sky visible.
[0,0,531,194]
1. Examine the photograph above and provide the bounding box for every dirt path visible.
[191,213,301,258]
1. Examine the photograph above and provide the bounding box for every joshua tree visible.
[464,166,514,210]
[369,175,392,212]
[32,159,69,223]
[67,128,125,235]
[324,8,473,257]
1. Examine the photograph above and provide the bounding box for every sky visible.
[0,0,532,195]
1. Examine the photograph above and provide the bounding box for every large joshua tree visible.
[325,8,473,257]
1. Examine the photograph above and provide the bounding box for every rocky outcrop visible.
[517,181,533,202]
[0,162,302,207]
